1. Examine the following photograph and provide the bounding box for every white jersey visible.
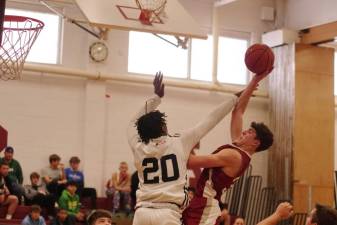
[127,95,237,211]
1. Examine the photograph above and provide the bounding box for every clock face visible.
[89,42,108,62]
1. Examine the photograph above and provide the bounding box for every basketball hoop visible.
[135,0,167,25]
[0,15,44,80]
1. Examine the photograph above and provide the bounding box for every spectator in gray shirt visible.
[41,154,67,198]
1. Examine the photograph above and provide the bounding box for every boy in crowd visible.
[58,181,85,221]
[50,208,75,225]
[106,162,131,213]
[87,210,113,225]
[21,205,46,225]
[24,172,56,216]
[41,154,67,198]
[0,146,23,185]
[65,156,97,208]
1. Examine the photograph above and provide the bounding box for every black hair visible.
[66,180,77,187]
[251,122,273,152]
[30,172,40,180]
[136,110,167,144]
[313,204,337,225]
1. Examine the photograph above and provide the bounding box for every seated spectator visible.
[0,161,24,204]
[50,208,75,225]
[106,162,131,214]
[41,154,67,198]
[21,205,46,225]
[65,156,97,208]
[58,181,85,221]
[0,163,18,220]
[233,217,245,225]
[87,210,112,225]
[24,172,56,216]
[0,146,23,185]
[296,203,337,225]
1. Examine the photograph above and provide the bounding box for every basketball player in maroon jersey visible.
[182,68,274,225]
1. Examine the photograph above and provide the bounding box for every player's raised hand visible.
[275,202,294,220]
[153,71,165,98]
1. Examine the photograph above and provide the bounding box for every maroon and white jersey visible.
[182,144,251,225]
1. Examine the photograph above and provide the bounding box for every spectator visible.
[58,181,85,221]
[41,154,67,198]
[0,164,18,220]
[50,208,75,225]
[0,146,23,184]
[87,210,112,225]
[0,161,24,204]
[24,172,56,216]
[130,171,139,211]
[21,205,46,225]
[233,217,245,225]
[304,203,337,225]
[106,162,131,214]
[64,156,97,208]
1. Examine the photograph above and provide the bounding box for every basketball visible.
[244,44,274,74]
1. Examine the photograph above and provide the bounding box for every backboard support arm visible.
[40,0,103,40]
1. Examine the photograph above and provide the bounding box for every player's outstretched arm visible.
[181,94,238,159]
[127,72,165,150]
[256,202,293,225]
[231,68,273,141]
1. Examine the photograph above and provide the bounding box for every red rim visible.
[3,15,45,31]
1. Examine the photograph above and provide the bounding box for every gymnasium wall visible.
[0,74,269,196]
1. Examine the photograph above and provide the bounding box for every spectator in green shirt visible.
[58,181,85,222]
[0,146,23,184]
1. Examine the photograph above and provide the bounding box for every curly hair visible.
[136,110,167,144]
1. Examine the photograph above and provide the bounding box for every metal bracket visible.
[152,34,189,49]
[39,0,107,40]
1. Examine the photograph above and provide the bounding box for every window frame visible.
[216,29,251,85]
[5,2,63,65]
[128,29,251,86]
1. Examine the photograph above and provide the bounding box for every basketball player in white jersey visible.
[127,72,240,225]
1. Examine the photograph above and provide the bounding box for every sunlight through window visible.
[5,8,61,64]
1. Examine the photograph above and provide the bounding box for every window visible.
[5,8,61,64]
[128,31,249,85]
[217,37,248,85]
[128,31,188,78]
[190,35,213,81]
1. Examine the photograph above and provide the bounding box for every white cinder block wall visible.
[0,74,269,196]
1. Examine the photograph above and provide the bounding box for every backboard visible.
[74,0,207,39]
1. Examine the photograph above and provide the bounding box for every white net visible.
[135,0,167,13]
[135,0,167,24]
[0,15,44,80]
